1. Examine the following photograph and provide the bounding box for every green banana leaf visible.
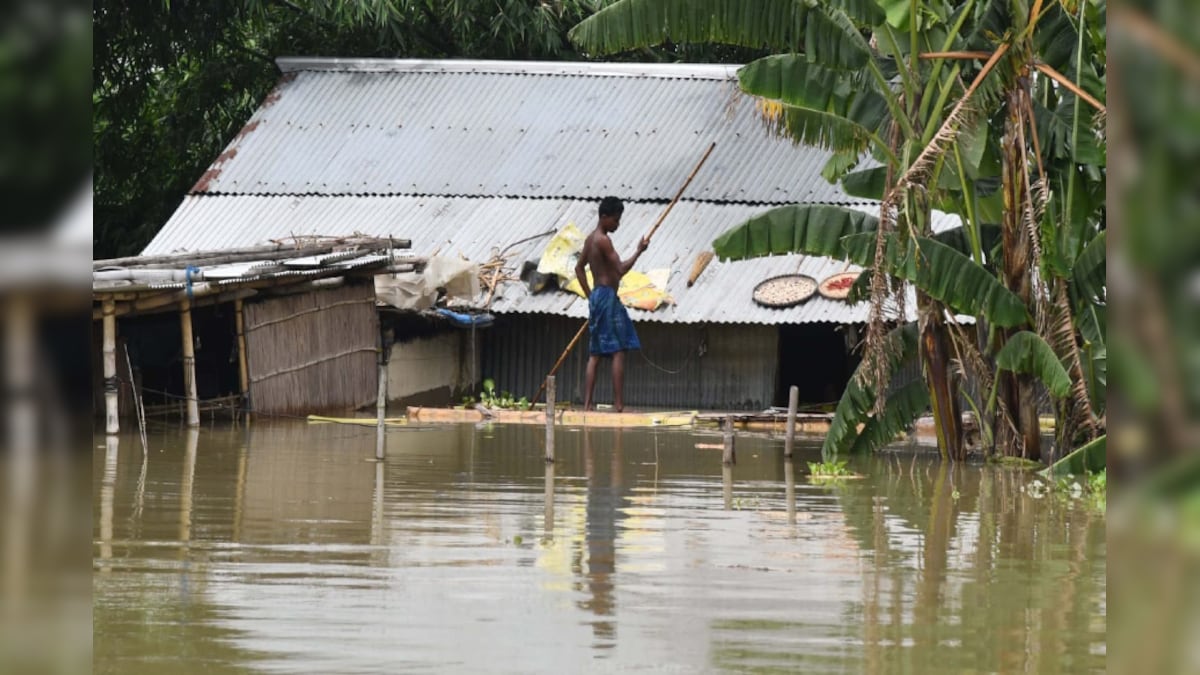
[849,380,931,455]
[823,322,919,457]
[995,331,1072,398]
[1041,435,1106,477]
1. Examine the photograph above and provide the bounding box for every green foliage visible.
[807,459,853,478]
[995,331,1073,398]
[95,0,624,257]
[1042,435,1107,478]
[823,323,920,458]
[569,0,812,56]
[712,203,879,261]
[850,380,931,455]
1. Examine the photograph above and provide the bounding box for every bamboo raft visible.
[402,406,844,433]
[407,406,702,429]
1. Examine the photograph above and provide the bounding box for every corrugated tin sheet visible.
[481,314,778,410]
[190,59,860,205]
[148,194,960,325]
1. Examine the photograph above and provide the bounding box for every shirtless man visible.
[575,196,649,412]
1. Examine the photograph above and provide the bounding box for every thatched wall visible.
[244,282,378,414]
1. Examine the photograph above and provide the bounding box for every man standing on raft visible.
[575,196,648,412]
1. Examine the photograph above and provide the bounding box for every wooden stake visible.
[544,375,556,462]
[179,299,199,427]
[375,360,387,461]
[785,385,799,459]
[723,416,735,465]
[102,299,119,435]
[785,460,796,526]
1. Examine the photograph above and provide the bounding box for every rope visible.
[639,348,689,375]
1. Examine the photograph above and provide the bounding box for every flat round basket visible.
[752,274,818,308]
[818,271,861,301]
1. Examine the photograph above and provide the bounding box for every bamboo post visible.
[785,385,799,458]
[179,299,199,427]
[102,299,120,435]
[375,359,387,461]
[235,298,250,418]
[544,375,556,462]
[785,460,796,526]
[722,416,735,465]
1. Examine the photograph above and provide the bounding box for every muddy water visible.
[94,422,1105,673]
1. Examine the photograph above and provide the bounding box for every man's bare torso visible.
[580,229,621,289]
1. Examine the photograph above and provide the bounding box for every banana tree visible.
[571,0,985,460]
[571,0,1106,461]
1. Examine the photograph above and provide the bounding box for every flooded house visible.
[133,58,962,414]
[92,238,414,430]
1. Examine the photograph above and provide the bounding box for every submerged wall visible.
[480,315,779,410]
[386,330,479,406]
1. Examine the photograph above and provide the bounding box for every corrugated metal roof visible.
[146,194,960,325]
[190,59,862,205]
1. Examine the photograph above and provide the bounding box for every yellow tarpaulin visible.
[538,222,673,311]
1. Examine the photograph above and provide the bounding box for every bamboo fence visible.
[244,282,379,414]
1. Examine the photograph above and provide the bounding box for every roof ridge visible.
[275,57,741,80]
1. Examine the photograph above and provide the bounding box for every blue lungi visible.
[588,286,641,355]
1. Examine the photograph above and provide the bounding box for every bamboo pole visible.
[785,385,799,459]
[531,141,717,404]
[102,299,119,435]
[94,237,412,270]
[179,299,200,427]
[235,298,250,416]
[544,375,556,462]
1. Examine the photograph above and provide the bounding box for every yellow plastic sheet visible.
[539,222,673,311]
[563,269,674,312]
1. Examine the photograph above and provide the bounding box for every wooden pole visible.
[102,299,120,435]
[531,141,718,404]
[375,358,388,461]
[785,460,796,526]
[722,464,733,511]
[179,299,200,427]
[235,299,250,416]
[723,416,735,465]
[785,385,799,459]
[543,462,555,540]
[544,375,556,462]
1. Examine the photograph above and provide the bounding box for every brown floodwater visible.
[93,421,1105,673]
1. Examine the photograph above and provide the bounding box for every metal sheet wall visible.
[480,315,778,411]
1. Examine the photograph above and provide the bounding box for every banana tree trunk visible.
[999,82,1042,461]
[921,294,965,460]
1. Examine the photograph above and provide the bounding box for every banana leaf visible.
[849,380,930,455]
[1041,435,1106,477]
[995,331,1072,398]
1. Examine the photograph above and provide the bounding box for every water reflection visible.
[93,423,1105,673]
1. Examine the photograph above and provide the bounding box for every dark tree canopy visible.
[93,0,765,258]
